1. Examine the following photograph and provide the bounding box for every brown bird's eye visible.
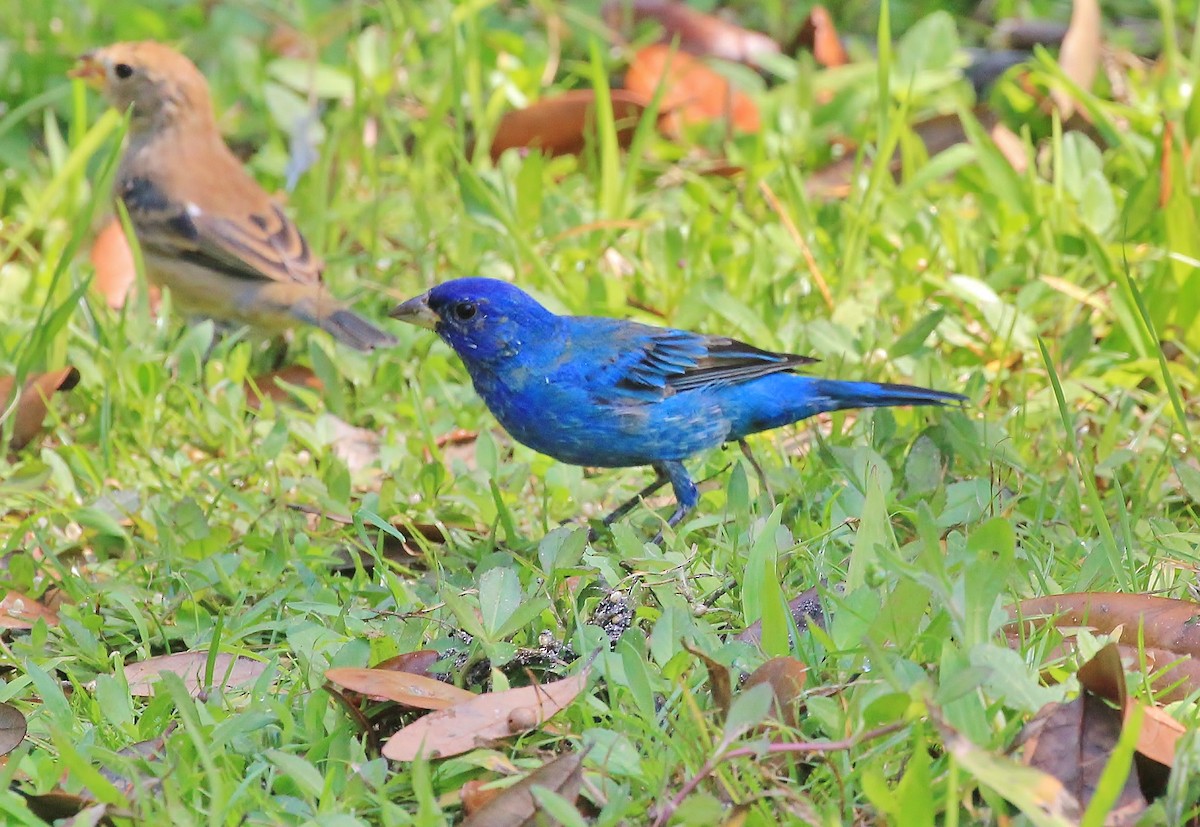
[114,63,134,79]
[452,301,477,321]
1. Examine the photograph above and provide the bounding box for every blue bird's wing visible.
[602,323,819,398]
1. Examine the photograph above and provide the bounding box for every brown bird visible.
[71,41,395,351]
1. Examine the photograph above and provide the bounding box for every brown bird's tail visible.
[317,307,397,351]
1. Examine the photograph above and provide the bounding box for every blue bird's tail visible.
[726,375,966,439]
[814,379,967,411]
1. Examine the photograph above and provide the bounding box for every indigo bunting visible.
[71,42,395,351]
[391,278,965,533]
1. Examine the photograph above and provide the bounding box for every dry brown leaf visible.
[460,778,505,817]
[0,367,81,452]
[0,591,60,629]
[371,650,443,679]
[1016,693,1147,825]
[626,45,760,135]
[123,652,267,697]
[1075,642,1184,770]
[681,642,732,717]
[603,0,780,68]
[490,90,653,161]
[382,669,589,761]
[325,666,474,709]
[0,702,26,757]
[744,657,808,728]
[244,365,323,410]
[1011,593,1200,661]
[1052,0,1103,117]
[327,414,381,474]
[459,750,587,827]
[793,6,848,68]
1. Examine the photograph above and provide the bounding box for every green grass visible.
[1,0,1200,824]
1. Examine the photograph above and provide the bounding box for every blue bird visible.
[390,278,965,536]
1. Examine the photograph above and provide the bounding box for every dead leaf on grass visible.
[681,642,732,716]
[0,702,26,757]
[0,367,81,452]
[604,0,779,68]
[122,652,267,697]
[325,666,474,709]
[490,90,654,160]
[0,591,60,629]
[626,44,760,135]
[792,6,848,68]
[744,657,807,728]
[244,365,323,409]
[382,669,589,761]
[459,749,588,827]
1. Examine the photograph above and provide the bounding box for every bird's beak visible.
[388,292,439,330]
[69,53,106,88]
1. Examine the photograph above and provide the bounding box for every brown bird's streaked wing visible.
[119,175,322,285]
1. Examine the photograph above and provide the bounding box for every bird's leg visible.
[598,470,670,527]
[652,461,699,544]
[738,438,775,508]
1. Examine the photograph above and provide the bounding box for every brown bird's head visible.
[71,41,214,132]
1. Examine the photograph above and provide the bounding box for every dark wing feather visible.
[120,176,321,285]
[610,324,817,397]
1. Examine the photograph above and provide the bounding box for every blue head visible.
[389,277,557,367]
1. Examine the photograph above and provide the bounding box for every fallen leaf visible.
[325,666,474,709]
[1010,592,1200,661]
[1016,693,1147,825]
[1075,643,1184,770]
[1051,0,1102,117]
[461,778,505,817]
[0,367,81,452]
[0,702,26,757]
[490,90,653,160]
[0,591,60,629]
[681,642,732,717]
[934,712,1080,824]
[792,6,848,68]
[122,652,267,697]
[244,365,323,409]
[327,414,381,474]
[743,657,807,728]
[626,44,760,135]
[604,0,780,67]
[371,650,444,679]
[460,749,588,827]
[382,669,589,761]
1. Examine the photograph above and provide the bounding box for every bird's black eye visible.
[452,301,477,322]
[114,63,134,79]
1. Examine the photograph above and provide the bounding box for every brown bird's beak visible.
[69,53,106,87]
[388,292,439,330]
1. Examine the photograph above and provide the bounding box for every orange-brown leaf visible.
[324,666,473,709]
[244,365,323,410]
[744,657,808,728]
[490,90,653,160]
[1,367,81,452]
[0,591,59,629]
[604,0,779,67]
[626,45,760,134]
[382,669,589,761]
